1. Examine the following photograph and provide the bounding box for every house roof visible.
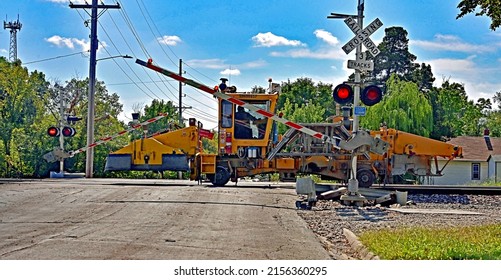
[447,136,501,161]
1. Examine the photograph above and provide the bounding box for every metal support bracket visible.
[339,130,389,155]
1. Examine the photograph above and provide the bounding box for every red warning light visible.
[47,126,59,137]
[361,85,382,106]
[333,84,353,104]
[61,126,76,137]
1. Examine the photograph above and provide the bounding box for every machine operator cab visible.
[217,79,279,157]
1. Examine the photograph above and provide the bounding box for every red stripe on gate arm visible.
[312,133,324,139]
[256,109,274,118]
[118,131,127,135]
[285,122,303,130]
[101,137,112,141]
[89,143,98,148]
[227,97,246,106]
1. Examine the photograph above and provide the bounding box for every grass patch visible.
[359,224,501,260]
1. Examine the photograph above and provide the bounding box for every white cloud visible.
[1,49,7,54]
[252,32,306,47]
[423,56,501,101]
[266,29,347,60]
[157,35,182,46]
[427,56,477,73]
[45,35,108,52]
[220,68,241,76]
[270,48,347,60]
[314,29,339,46]
[412,34,495,53]
[46,35,75,49]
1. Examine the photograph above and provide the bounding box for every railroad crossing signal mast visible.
[328,0,383,205]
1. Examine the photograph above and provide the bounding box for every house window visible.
[471,163,481,180]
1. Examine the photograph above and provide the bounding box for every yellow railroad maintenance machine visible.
[104,59,462,187]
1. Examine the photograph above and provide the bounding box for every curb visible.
[342,228,380,260]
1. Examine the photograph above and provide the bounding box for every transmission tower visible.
[3,15,22,62]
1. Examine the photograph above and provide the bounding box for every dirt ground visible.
[0,178,332,260]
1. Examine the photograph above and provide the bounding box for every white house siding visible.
[487,155,501,182]
[431,160,488,185]
[497,163,501,182]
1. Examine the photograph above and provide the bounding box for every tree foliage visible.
[57,78,127,176]
[278,78,334,118]
[426,81,486,139]
[360,75,433,137]
[142,99,180,133]
[0,57,50,177]
[457,0,501,30]
[278,98,325,135]
[370,27,417,87]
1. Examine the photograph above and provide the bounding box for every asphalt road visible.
[0,178,331,260]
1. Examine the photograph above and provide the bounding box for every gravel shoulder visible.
[297,193,501,259]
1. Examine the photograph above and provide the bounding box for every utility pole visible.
[70,0,120,178]
[179,58,183,125]
[3,15,22,62]
[59,90,65,174]
[176,59,192,126]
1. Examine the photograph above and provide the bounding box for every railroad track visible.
[372,184,501,195]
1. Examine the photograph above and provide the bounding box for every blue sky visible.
[1,0,501,129]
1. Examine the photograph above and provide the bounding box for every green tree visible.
[483,91,501,137]
[493,90,501,109]
[457,0,501,30]
[50,78,127,177]
[486,111,501,136]
[0,58,50,177]
[278,78,334,118]
[410,63,436,92]
[369,27,417,87]
[142,99,179,133]
[433,81,483,138]
[278,98,325,135]
[360,74,433,137]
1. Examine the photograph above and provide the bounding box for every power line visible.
[132,0,218,106]
[23,51,88,65]
[109,3,179,102]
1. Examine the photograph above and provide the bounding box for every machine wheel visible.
[357,168,375,188]
[210,166,231,187]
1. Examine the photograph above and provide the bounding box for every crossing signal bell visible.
[333,84,383,106]
[332,84,354,104]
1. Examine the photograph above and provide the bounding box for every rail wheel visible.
[210,166,231,187]
[357,168,375,188]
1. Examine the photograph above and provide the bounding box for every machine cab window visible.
[234,102,269,140]
[220,100,233,128]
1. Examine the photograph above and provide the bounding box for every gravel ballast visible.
[296,194,501,259]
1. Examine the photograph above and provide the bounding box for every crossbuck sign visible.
[342,17,383,57]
